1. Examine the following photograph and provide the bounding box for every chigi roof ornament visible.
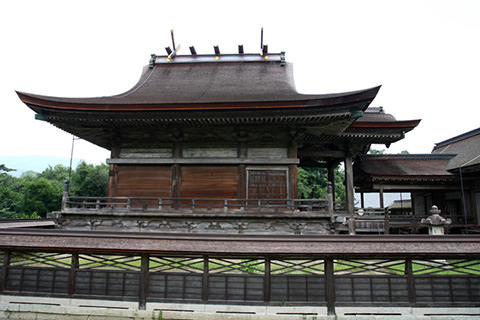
[149,28,286,68]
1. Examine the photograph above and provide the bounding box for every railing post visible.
[325,257,336,315]
[202,255,209,302]
[139,254,149,310]
[1,250,10,292]
[69,252,79,296]
[95,199,100,210]
[224,200,228,213]
[158,199,163,210]
[264,256,271,303]
[405,258,416,306]
[126,198,131,210]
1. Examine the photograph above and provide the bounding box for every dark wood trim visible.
[263,256,271,302]
[325,258,335,315]
[288,165,297,199]
[405,258,416,305]
[345,156,354,214]
[68,252,78,296]
[202,255,209,302]
[1,230,480,256]
[1,250,10,292]
[237,165,246,199]
[139,254,149,310]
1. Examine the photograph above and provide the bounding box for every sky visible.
[1,0,480,167]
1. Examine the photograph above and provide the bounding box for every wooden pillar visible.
[288,139,298,201]
[360,192,365,209]
[1,250,10,292]
[325,257,336,315]
[327,163,336,202]
[68,252,79,296]
[379,186,385,209]
[405,258,416,306]
[327,182,334,221]
[237,164,246,199]
[202,255,209,302]
[288,165,297,200]
[139,254,149,310]
[264,256,271,303]
[345,156,355,215]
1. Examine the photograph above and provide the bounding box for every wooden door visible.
[246,169,288,199]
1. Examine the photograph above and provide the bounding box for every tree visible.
[297,166,345,202]
[21,177,61,217]
[0,164,15,173]
[70,162,109,197]
[40,164,69,183]
[0,173,23,218]
[368,149,385,154]
[0,161,109,219]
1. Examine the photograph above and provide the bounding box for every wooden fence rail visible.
[64,196,332,213]
[1,247,479,314]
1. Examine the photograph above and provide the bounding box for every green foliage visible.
[0,173,23,218]
[368,148,385,154]
[0,161,108,219]
[297,166,345,202]
[70,161,108,197]
[21,177,61,217]
[0,164,15,173]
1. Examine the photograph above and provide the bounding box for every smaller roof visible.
[355,154,456,182]
[432,127,480,171]
[387,199,412,209]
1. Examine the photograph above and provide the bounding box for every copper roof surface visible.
[17,57,380,110]
[432,127,480,171]
[356,154,456,178]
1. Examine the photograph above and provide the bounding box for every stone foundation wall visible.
[48,210,334,235]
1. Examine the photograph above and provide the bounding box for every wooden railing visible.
[0,231,479,315]
[342,208,477,234]
[64,196,331,213]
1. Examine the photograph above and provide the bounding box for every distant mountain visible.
[0,156,101,177]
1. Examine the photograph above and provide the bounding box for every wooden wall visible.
[109,164,294,200]
[179,166,238,198]
[110,165,172,198]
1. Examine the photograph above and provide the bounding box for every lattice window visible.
[149,256,204,273]
[9,252,71,269]
[412,259,480,275]
[271,259,324,275]
[209,258,265,275]
[334,259,405,275]
[78,254,141,271]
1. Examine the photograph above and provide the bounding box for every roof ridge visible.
[433,126,480,150]
[361,154,456,160]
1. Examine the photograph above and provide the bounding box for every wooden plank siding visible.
[108,164,296,202]
[110,165,172,198]
[179,166,238,198]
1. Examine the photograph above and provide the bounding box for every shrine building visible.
[17,47,420,233]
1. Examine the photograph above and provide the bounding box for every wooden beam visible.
[345,156,354,215]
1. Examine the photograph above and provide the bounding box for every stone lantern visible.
[421,205,452,235]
